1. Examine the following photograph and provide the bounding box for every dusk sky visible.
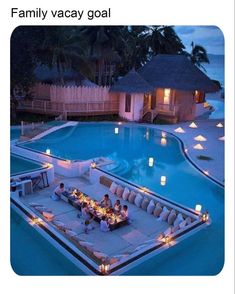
[174,26,224,55]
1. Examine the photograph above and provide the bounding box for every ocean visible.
[203,54,224,87]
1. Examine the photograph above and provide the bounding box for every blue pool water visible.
[10,128,21,140]
[11,154,44,176]
[13,123,224,275]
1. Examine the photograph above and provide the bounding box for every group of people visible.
[51,183,129,234]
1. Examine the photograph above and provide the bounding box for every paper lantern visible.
[148,157,154,167]
[194,135,207,142]
[189,122,198,128]
[195,204,202,213]
[174,127,185,133]
[193,144,204,150]
[114,127,119,134]
[216,122,223,128]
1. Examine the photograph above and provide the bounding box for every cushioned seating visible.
[122,187,130,201]
[141,198,150,210]
[153,203,162,217]
[167,209,177,225]
[116,185,124,197]
[93,251,108,260]
[179,220,187,229]
[109,182,118,194]
[134,193,143,207]
[42,211,54,221]
[185,216,192,225]
[65,230,77,237]
[100,176,113,188]
[128,191,136,203]
[79,241,94,251]
[146,200,155,214]
[159,206,170,221]
[174,213,184,227]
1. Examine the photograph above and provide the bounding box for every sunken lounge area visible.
[11,169,210,275]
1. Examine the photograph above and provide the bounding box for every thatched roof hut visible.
[110,69,154,93]
[138,54,218,92]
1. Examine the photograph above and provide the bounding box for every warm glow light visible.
[195,204,202,213]
[148,157,154,167]
[99,263,110,274]
[161,138,167,146]
[46,148,51,155]
[203,170,209,175]
[216,122,223,128]
[189,122,198,128]
[160,176,167,186]
[203,102,210,108]
[145,130,149,140]
[194,135,207,142]
[118,122,122,125]
[201,211,209,222]
[161,131,166,138]
[219,136,225,141]
[174,127,185,133]
[114,127,119,134]
[193,144,204,150]
[185,148,188,153]
[90,162,97,169]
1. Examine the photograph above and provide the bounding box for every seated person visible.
[81,202,92,221]
[114,199,122,214]
[100,194,112,209]
[120,205,129,221]
[51,182,65,201]
[100,216,110,232]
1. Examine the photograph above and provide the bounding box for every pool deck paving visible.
[152,119,224,184]
[21,176,169,258]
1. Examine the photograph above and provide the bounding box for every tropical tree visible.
[37,26,92,84]
[189,42,210,71]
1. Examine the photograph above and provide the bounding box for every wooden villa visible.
[110,54,219,123]
[16,55,219,123]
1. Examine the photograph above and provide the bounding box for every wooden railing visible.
[17,99,119,115]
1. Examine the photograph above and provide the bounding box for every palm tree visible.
[37,27,91,84]
[189,42,210,71]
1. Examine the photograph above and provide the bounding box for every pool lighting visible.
[185,148,188,153]
[145,130,149,140]
[114,127,119,134]
[194,135,207,142]
[118,122,122,125]
[195,204,202,213]
[46,148,51,155]
[148,157,154,167]
[216,122,223,128]
[203,170,209,175]
[29,217,44,226]
[161,138,167,146]
[219,136,224,141]
[161,131,166,138]
[160,176,167,186]
[189,122,198,128]
[193,144,204,150]
[174,127,185,133]
[201,211,209,222]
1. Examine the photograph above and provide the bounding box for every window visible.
[125,94,131,112]
[163,88,171,104]
[194,90,205,103]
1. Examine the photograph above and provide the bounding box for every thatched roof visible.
[139,54,218,92]
[110,69,154,93]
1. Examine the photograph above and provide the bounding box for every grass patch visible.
[197,155,213,161]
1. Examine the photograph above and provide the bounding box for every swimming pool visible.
[12,122,224,275]
[11,154,45,177]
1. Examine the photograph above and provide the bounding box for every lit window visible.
[163,89,171,104]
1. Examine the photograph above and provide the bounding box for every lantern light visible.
[194,135,207,142]
[161,138,167,146]
[118,122,122,125]
[189,122,198,128]
[216,122,223,128]
[203,170,209,175]
[193,144,204,150]
[46,148,51,155]
[160,176,167,186]
[174,127,185,133]
[219,136,224,141]
[148,157,154,167]
[91,162,97,169]
[195,204,202,213]
[161,131,166,138]
[201,211,209,222]
[114,127,119,134]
